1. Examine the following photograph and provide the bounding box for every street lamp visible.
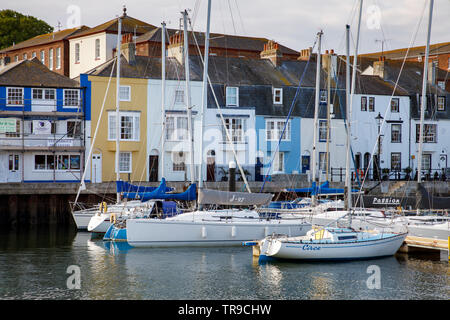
[375,112,384,181]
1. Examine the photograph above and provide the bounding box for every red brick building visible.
[0,27,89,77]
[360,42,450,91]
[134,27,300,63]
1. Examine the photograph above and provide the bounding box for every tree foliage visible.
[0,10,53,50]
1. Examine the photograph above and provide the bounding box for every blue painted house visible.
[0,58,85,182]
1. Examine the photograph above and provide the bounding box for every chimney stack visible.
[298,47,316,61]
[260,40,283,66]
[322,49,337,78]
[167,32,185,64]
[121,33,136,65]
[427,61,436,84]
[373,56,387,80]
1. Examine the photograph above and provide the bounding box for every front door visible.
[149,155,158,182]
[92,153,102,183]
[301,155,310,173]
[7,153,21,182]
[207,156,216,182]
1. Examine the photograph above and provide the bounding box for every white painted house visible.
[147,79,203,182]
[68,12,155,79]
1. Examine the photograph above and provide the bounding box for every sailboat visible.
[255,2,407,261]
[123,2,311,248]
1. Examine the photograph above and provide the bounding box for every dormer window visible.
[226,86,239,106]
[273,88,283,104]
[320,90,327,103]
[437,96,445,111]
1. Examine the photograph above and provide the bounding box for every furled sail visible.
[198,189,273,206]
[122,178,196,202]
[116,180,173,193]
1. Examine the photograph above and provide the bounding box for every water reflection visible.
[0,230,448,300]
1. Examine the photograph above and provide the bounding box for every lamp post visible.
[375,112,384,181]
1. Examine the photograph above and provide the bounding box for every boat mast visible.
[115,12,123,204]
[182,10,196,184]
[311,30,323,207]
[325,52,331,182]
[417,0,434,185]
[345,25,351,212]
[161,21,166,179]
[199,0,212,190]
[347,0,363,222]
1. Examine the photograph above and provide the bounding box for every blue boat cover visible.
[287,181,358,195]
[122,178,197,202]
[116,180,173,193]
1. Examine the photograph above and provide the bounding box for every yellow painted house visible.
[81,72,148,183]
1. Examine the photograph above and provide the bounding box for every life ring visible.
[99,201,107,213]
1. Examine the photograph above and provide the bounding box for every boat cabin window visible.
[338,235,357,241]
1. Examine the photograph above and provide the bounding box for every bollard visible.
[229,161,236,192]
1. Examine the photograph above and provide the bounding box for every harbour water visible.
[0,228,448,300]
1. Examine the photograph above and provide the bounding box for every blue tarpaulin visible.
[287,181,358,195]
[121,178,197,202]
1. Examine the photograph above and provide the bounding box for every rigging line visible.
[259,34,319,193]
[234,0,246,35]
[191,0,202,28]
[354,0,428,207]
[72,57,117,212]
[227,0,238,35]
[188,19,252,193]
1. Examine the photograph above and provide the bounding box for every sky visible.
[4,0,450,54]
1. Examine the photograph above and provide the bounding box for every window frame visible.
[6,87,24,106]
[361,96,367,111]
[95,38,101,60]
[320,90,327,104]
[108,111,140,141]
[273,152,285,173]
[174,89,185,104]
[66,120,82,138]
[390,152,401,172]
[273,88,283,105]
[49,48,53,70]
[119,152,132,173]
[368,97,375,112]
[391,98,400,113]
[391,124,402,143]
[63,89,80,107]
[266,118,291,142]
[437,96,445,111]
[416,123,437,143]
[56,47,61,70]
[223,117,246,143]
[172,151,186,171]
[40,50,45,64]
[33,153,81,171]
[226,86,239,107]
[119,85,131,102]
[75,43,80,63]
[318,120,329,142]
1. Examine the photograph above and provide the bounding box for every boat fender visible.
[110,212,116,224]
[100,201,107,213]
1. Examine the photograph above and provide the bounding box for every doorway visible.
[206,150,216,182]
[92,153,102,183]
[7,153,21,182]
[149,155,159,182]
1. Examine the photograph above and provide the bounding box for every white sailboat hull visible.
[261,233,407,261]
[87,213,110,233]
[72,212,96,230]
[126,213,311,247]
